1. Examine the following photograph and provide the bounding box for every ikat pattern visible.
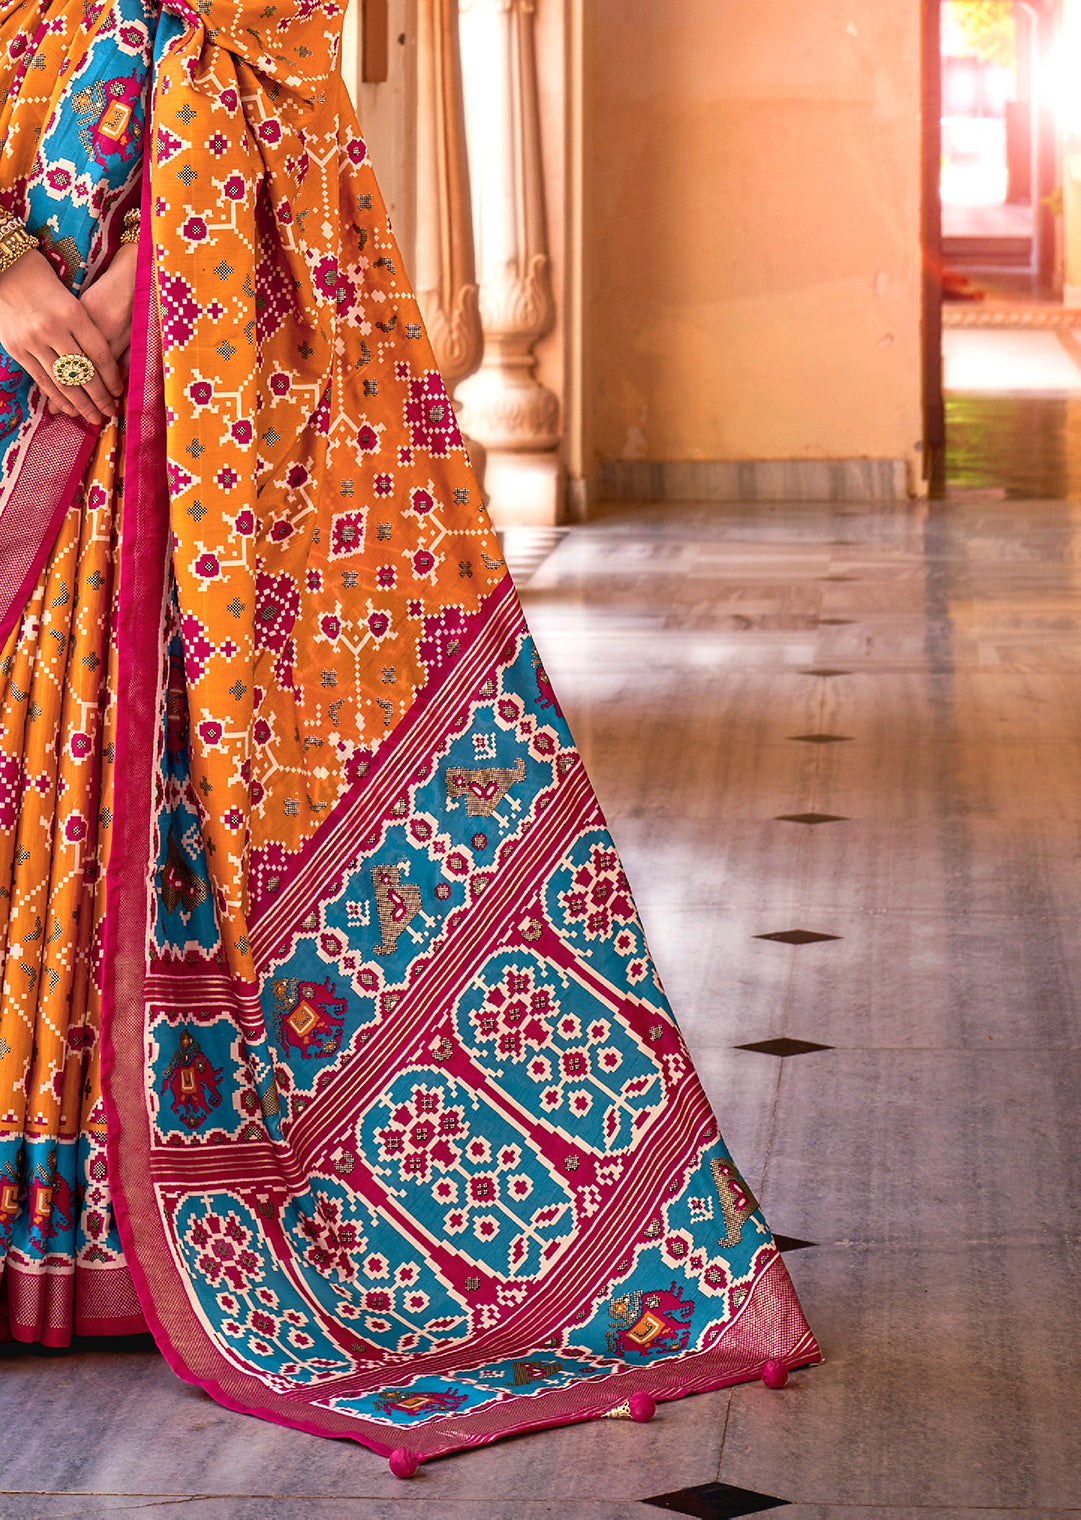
[144,0,504,995]
[0,0,155,1342]
[140,591,812,1448]
[0,0,152,455]
[0,0,818,1450]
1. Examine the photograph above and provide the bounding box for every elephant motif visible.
[161,1028,223,1130]
[271,976,347,1059]
[72,73,145,168]
[606,1282,695,1358]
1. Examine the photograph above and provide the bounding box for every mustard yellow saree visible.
[0,0,819,1465]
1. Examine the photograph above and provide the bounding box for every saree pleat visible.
[0,409,143,1341]
[0,0,820,1459]
[0,0,154,1337]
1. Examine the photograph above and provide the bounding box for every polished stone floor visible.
[945,321,1081,500]
[4,490,1081,1518]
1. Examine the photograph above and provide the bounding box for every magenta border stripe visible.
[0,414,100,652]
[247,574,519,949]
[99,163,180,1376]
[95,156,822,1470]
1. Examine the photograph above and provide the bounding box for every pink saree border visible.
[2,1257,147,1345]
[0,409,101,653]
[98,153,822,1476]
[99,166,183,1368]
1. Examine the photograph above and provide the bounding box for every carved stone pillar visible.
[413,0,488,495]
[413,0,483,393]
[457,0,562,524]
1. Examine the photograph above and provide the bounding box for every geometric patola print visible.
[0,0,820,1466]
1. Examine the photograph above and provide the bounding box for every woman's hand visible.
[0,249,124,425]
[80,242,138,377]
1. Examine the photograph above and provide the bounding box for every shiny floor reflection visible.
[946,321,1081,499]
[947,393,1081,498]
[3,497,1080,1518]
[520,495,1081,1515]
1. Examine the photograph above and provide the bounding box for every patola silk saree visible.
[0,0,819,1463]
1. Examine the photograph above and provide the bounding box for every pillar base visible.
[484,450,563,527]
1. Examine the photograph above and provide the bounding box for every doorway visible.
[930,0,1081,499]
[941,1,1039,296]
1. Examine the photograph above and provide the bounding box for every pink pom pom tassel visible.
[761,1358,789,1389]
[629,1392,657,1422]
[389,1447,419,1478]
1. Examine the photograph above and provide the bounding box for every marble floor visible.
[4,486,1081,1518]
[945,322,1081,500]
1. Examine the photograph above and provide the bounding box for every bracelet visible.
[120,208,140,245]
[0,208,39,276]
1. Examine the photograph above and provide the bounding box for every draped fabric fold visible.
[0,0,820,1459]
[0,0,152,1341]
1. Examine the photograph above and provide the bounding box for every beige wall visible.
[583,0,925,487]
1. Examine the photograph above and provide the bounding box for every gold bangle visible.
[0,210,39,276]
[120,208,140,245]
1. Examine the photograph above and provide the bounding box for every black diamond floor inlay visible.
[643,1481,790,1519]
[774,812,848,826]
[755,929,840,945]
[736,1037,834,1057]
[788,732,853,744]
[800,667,851,677]
[773,1234,817,1253]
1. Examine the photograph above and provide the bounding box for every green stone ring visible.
[52,352,96,388]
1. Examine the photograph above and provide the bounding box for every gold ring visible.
[52,353,96,387]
